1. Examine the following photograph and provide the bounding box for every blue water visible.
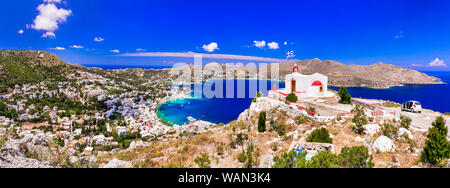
[158,71,450,125]
[329,71,450,113]
[157,80,284,125]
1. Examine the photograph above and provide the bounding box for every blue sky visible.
[1,0,450,70]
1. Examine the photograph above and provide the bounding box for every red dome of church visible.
[292,65,299,73]
[311,80,323,86]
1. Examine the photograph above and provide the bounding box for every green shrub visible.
[164,163,187,168]
[381,123,399,139]
[271,143,278,151]
[339,146,374,168]
[238,152,247,163]
[307,150,340,168]
[272,150,298,168]
[294,115,308,125]
[258,111,266,132]
[252,91,264,103]
[194,153,211,168]
[420,116,449,165]
[272,146,374,168]
[237,143,257,168]
[400,115,412,129]
[217,145,224,156]
[286,93,298,103]
[338,87,352,104]
[307,128,333,144]
[276,122,286,136]
[269,119,277,132]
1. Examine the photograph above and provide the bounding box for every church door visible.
[291,80,296,93]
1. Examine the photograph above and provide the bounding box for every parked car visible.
[402,101,422,113]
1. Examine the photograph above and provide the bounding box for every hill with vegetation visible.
[0,50,75,93]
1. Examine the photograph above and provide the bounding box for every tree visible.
[273,144,376,168]
[420,116,449,165]
[352,104,368,134]
[307,150,340,168]
[338,87,352,104]
[272,150,298,168]
[307,128,333,144]
[286,93,298,103]
[339,146,374,168]
[258,111,266,132]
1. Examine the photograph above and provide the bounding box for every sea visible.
[82,64,450,125]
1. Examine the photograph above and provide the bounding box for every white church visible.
[270,64,334,99]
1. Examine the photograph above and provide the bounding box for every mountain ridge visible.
[0,50,444,90]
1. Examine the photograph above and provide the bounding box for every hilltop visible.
[0,50,173,94]
[0,50,75,93]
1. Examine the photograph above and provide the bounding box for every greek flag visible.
[286,50,295,59]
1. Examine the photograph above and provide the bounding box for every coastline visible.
[158,78,450,128]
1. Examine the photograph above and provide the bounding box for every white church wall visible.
[284,71,328,97]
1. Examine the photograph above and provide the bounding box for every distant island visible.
[172,58,444,89]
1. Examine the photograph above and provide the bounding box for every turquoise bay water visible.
[158,71,450,125]
[157,80,284,125]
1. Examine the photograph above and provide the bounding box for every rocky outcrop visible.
[300,142,336,153]
[363,124,381,136]
[398,128,413,140]
[101,158,133,168]
[0,132,54,168]
[373,136,396,153]
[258,154,274,168]
[0,148,53,168]
[237,97,302,122]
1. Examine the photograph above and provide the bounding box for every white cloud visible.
[42,31,55,38]
[428,58,447,67]
[69,45,84,49]
[202,42,219,52]
[284,41,287,45]
[253,40,266,48]
[17,29,24,35]
[268,42,279,49]
[110,49,120,53]
[136,48,146,52]
[94,37,104,42]
[49,46,65,50]
[44,0,63,3]
[411,64,424,67]
[395,31,404,39]
[31,3,72,38]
